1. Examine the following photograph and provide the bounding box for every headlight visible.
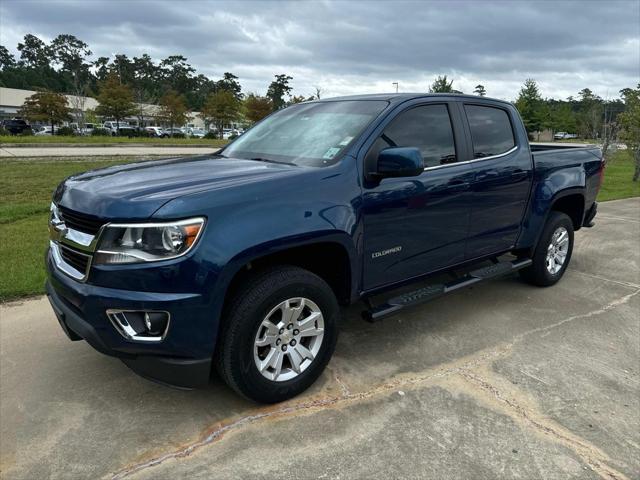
[94,218,205,264]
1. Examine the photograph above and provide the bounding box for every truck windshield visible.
[222,100,388,167]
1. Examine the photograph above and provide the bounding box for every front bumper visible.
[45,249,215,389]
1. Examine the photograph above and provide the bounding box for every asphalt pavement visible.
[1,198,638,480]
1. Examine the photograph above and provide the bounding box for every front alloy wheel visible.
[216,266,339,403]
[254,298,325,382]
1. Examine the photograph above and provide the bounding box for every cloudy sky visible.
[1,0,638,101]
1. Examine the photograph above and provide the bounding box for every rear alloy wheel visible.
[216,266,339,403]
[520,211,574,286]
[545,226,570,275]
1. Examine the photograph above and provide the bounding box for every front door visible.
[361,102,474,291]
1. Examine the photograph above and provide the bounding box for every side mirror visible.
[374,147,424,179]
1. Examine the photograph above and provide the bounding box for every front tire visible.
[215,266,339,403]
[520,211,574,286]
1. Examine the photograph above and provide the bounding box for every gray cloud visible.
[1,0,638,100]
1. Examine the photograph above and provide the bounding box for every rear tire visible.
[520,211,574,286]
[215,266,339,403]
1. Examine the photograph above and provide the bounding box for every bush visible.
[169,132,186,139]
[0,127,10,136]
[56,126,76,136]
[91,128,110,136]
[229,134,238,140]
[204,131,218,139]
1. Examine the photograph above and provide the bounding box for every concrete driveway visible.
[1,198,638,480]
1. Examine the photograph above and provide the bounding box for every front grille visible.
[58,206,105,235]
[59,244,90,274]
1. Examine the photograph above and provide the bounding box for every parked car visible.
[187,128,206,138]
[1,119,32,135]
[145,126,165,138]
[34,125,56,136]
[45,94,603,403]
[162,127,184,137]
[554,132,578,140]
[79,123,96,136]
[102,121,136,136]
[220,128,241,139]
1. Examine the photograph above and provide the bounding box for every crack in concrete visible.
[109,288,640,480]
[457,367,629,480]
[572,270,640,290]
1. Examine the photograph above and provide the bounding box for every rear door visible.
[361,100,474,290]
[461,103,533,258]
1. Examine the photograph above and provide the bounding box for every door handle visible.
[445,179,469,192]
[476,170,499,182]
[511,169,528,180]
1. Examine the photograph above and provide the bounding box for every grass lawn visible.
[0,134,227,147]
[599,149,640,201]
[1,151,638,302]
[0,157,145,301]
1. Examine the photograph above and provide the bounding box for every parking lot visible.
[1,198,638,480]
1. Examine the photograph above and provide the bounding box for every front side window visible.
[367,104,457,169]
[222,100,388,167]
[464,105,515,158]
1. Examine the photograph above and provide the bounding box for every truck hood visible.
[54,155,300,220]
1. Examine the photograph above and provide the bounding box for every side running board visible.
[362,258,532,322]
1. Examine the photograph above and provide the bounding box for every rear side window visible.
[464,105,515,158]
[369,104,457,169]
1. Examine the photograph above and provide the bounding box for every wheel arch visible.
[217,234,358,317]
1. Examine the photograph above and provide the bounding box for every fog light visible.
[144,312,168,335]
[107,310,170,342]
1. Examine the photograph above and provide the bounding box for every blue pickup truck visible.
[46,94,603,402]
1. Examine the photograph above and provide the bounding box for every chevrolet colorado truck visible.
[46,94,603,403]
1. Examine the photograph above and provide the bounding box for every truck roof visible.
[316,93,513,106]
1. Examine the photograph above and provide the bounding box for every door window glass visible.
[464,105,515,158]
[368,104,457,169]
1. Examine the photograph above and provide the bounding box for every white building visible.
[0,87,205,128]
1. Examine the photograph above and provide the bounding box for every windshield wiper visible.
[250,157,296,166]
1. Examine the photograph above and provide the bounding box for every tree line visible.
[0,34,311,132]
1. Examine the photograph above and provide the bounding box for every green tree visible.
[618,84,640,181]
[515,79,544,135]
[429,75,454,93]
[548,101,576,134]
[474,84,486,96]
[267,74,293,110]
[93,56,110,82]
[17,34,51,68]
[216,72,243,100]
[19,90,71,133]
[0,45,16,70]
[200,90,241,137]
[159,55,195,93]
[157,90,188,135]
[244,94,273,123]
[576,88,603,139]
[95,73,136,134]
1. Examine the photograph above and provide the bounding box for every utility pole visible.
[392,82,399,93]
